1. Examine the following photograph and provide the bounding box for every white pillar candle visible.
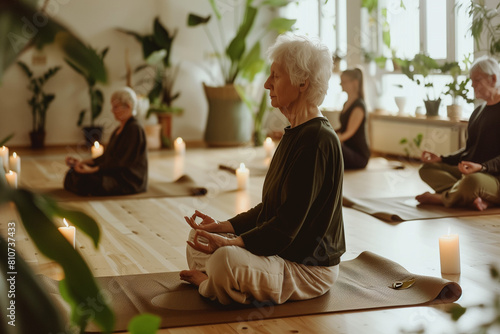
[9,152,20,183]
[58,218,76,248]
[0,146,9,171]
[439,233,461,274]
[5,170,17,188]
[174,137,186,155]
[91,141,104,159]
[236,163,250,190]
[263,137,275,158]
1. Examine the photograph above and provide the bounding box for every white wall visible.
[0,0,279,147]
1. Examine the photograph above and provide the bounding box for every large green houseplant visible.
[17,61,61,148]
[461,0,500,57]
[1,1,160,333]
[188,0,295,146]
[119,18,182,148]
[65,46,109,147]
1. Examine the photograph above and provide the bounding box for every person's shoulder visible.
[353,98,367,111]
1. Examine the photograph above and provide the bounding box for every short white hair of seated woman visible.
[470,55,500,90]
[111,87,138,115]
[266,34,332,106]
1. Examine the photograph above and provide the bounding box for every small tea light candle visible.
[236,163,250,190]
[263,137,275,158]
[91,141,104,159]
[58,218,76,248]
[174,137,186,155]
[5,170,17,188]
[0,146,9,171]
[439,231,460,274]
[9,152,20,183]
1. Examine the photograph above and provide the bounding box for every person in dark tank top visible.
[335,68,371,169]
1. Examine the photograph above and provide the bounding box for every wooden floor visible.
[1,144,500,334]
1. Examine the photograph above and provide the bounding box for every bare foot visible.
[473,197,490,211]
[415,192,443,205]
[180,269,208,287]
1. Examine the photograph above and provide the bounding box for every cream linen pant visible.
[186,230,339,305]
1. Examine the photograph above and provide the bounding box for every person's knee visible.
[206,246,245,282]
[457,174,484,194]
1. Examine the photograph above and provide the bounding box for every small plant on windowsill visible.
[441,58,474,122]
[399,132,423,160]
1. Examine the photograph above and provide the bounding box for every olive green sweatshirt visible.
[230,117,346,266]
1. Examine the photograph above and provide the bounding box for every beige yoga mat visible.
[39,251,461,332]
[343,196,500,222]
[38,175,207,202]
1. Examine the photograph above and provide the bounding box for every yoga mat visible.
[37,175,207,202]
[343,196,500,222]
[39,251,461,332]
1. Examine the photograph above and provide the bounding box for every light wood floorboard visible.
[1,145,499,333]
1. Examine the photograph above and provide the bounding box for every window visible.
[281,0,347,110]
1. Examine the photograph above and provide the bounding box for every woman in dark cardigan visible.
[335,68,370,169]
[64,87,148,196]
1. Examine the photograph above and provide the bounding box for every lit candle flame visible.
[63,218,69,228]
[265,137,272,145]
[175,137,183,144]
[12,152,17,158]
[94,141,100,149]
[239,163,245,169]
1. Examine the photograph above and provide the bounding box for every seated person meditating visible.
[180,34,346,305]
[416,56,500,210]
[335,68,370,169]
[64,87,148,196]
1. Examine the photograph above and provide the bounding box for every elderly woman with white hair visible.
[416,55,500,210]
[64,87,148,196]
[180,34,345,305]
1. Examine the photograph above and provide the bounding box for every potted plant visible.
[441,61,474,122]
[187,0,295,146]
[460,0,500,57]
[64,47,109,147]
[119,18,182,148]
[398,53,442,117]
[17,61,61,148]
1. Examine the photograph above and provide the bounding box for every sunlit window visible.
[387,0,420,59]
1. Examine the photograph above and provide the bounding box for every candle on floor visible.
[263,137,275,158]
[9,152,21,183]
[5,170,17,188]
[58,218,76,248]
[91,141,104,159]
[236,163,250,190]
[0,146,8,171]
[174,137,186,155]
[439,231,460,274]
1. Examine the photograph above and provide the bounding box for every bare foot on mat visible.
[473,197,490,211]
[415,192,443,205]
[180,270,208,287]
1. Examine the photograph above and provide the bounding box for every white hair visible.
[111,87,138,115]
[470,55,500,89]
[266,33,332,106]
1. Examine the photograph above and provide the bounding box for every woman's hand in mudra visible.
[184,210,234,233]
[74,163,99,174]
[187,230,232,254]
